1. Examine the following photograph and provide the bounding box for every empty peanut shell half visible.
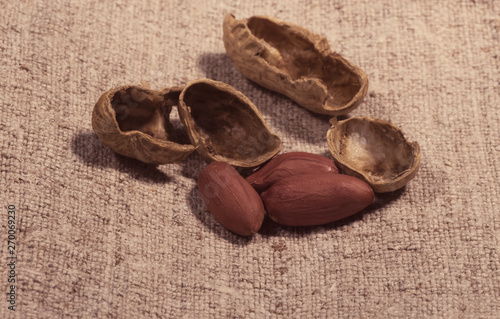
[92,86,195,164]
[327,117,421,193]
[178,79,282,167]
[223,14,368,116]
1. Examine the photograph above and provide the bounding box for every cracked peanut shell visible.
[92,86,195,164]
[327,117,421,193]
[178,78,282,167]
[223,14,368,116]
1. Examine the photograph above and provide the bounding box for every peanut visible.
[260,173,374,226]
[198,161,265,236]
[246,152,338,193]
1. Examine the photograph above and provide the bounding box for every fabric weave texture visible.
[1,1,499,318]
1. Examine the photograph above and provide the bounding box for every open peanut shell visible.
[223,14,368,116]
[327,117,421,193]
[178,78,282,167]
[92,86,195,164]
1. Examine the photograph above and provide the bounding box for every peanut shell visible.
[92,86,195,164]
[223,14,368,116]
[327,117,421,193]
[178,78,282,167]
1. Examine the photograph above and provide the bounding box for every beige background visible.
[1,0,499,318]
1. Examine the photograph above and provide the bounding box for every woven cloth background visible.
[1,0,499,318]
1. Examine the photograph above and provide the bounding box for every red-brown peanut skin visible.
[198,161,265,236]
[246,152,339,193]
[261,173,374,226]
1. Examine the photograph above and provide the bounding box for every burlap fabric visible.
[1,1,499,318]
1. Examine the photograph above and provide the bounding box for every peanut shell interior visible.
[178,79,282,167]
[223,14,368,116]
[327,117,421,193]
[92,86,195,164]
[246,17,362,107]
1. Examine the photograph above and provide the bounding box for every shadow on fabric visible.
[71,131,172,184]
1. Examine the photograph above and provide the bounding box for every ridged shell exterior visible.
[92,86,195,165]
[178,78,282,167]
[327,117,421,193]
[223,14,368,116]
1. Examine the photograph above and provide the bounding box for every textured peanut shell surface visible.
[178,78,282,167]
[327,117,421,193]
[92,86,195,164]
[223,14,368,116]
